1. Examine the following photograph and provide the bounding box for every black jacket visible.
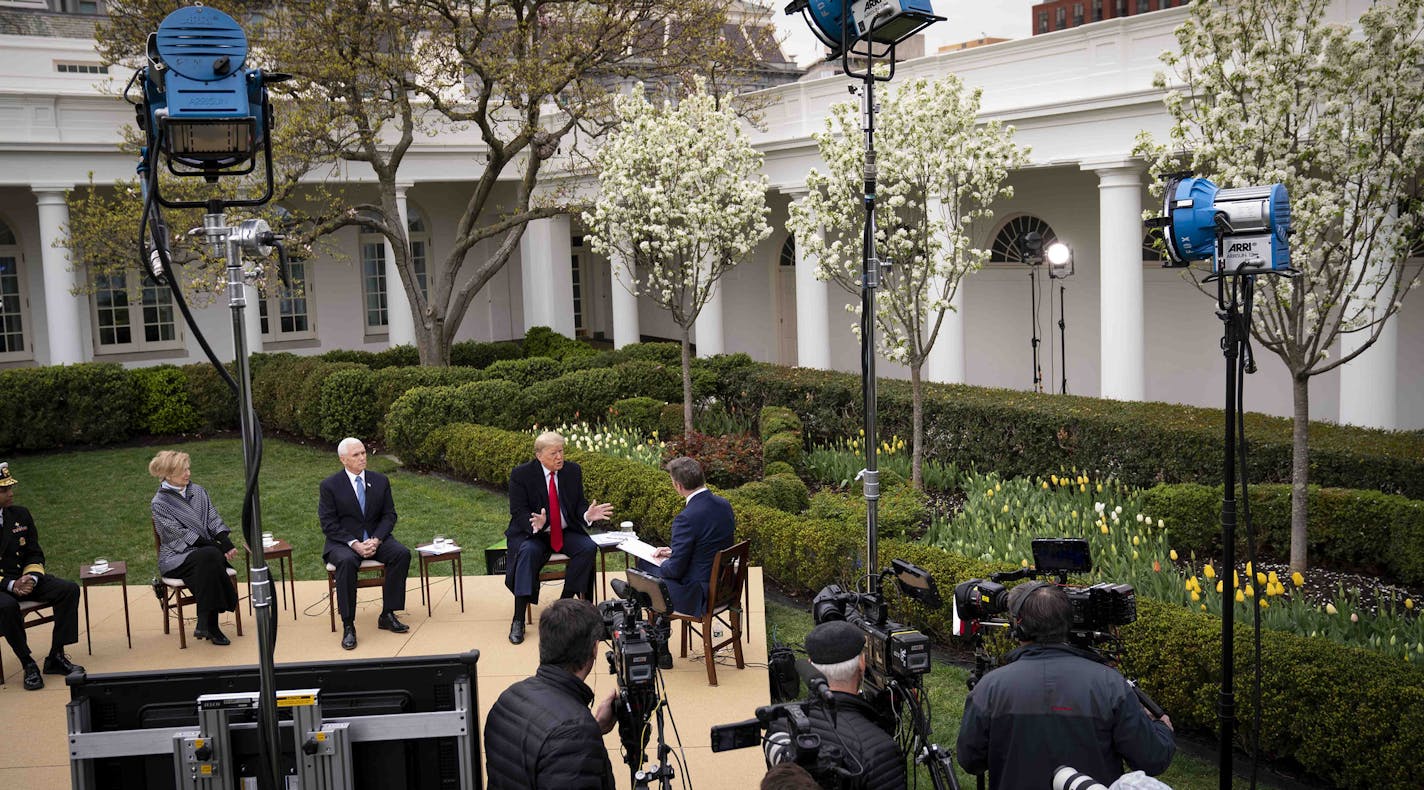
[317,469,397,558]
[1,505,47,589]
[767,690,907,790]
[957,643,1175,790]
[484,665,615,790]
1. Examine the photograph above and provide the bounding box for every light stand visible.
[785,0,943,580]
[1020,232,1044,392]
[1046,242,1074,394]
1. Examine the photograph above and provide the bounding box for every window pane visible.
[411,240,428,296]
[362,241,388,327]
[0,256,22,353]
[95,273,132,348]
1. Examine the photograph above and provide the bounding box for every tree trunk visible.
[910,361,924,490]
[1290,374,1310,573]
[681,328,694,437]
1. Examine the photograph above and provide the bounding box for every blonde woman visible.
[149,451,239,645]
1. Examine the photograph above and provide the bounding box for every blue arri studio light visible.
[787,0,941,57]
[1152,175,1293,274]
[140,4,276,176]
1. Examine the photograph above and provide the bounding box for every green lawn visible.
[766,601,1294,790]
[11,437,510,581]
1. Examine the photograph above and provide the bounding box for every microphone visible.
[795,659,835,705]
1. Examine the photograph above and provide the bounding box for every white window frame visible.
[89,269,184,355]
[407,205,430,300]
[359,231,390,333]
[0,218,33,363]
[259,259,316,341]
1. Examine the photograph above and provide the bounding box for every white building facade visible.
[1,3,1420,429]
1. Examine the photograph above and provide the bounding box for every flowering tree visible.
[788,75,1029,488]
[584,81,771,434]
[1137,0,1424,572]
[75,0,744,365]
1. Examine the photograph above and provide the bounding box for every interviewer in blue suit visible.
[639,457,735,665]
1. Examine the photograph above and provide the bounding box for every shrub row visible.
[0,362,236,451]
[419,421,1423,789]
[1144,483,1424,586]
[705,363,1424,499]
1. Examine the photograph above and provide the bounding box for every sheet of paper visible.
[591,531,636,547]
[619,537,664,567]
[418,543,459,555]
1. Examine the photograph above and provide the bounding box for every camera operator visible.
[956,582,1174,789]
[485,598,619,789]
[766,620,907,790]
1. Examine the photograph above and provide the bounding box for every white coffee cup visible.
[620,521,634,531]
[92,558,110,573]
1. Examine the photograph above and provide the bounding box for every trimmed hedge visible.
[484,357,564,388]
[0,363,138,451]
[708,364,1424,498]
[132,365,201,435]
[319,345,420,369]
[1144,483,1424,586]
[608,397,667,436]
[450,339,522,369]
[522,326,597,361]
[418,422,1424,789]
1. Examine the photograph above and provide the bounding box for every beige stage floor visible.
[0,569,771,789]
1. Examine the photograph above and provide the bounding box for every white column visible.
[792,195,832,369]
[610,251,640,348]
[385,184,416,347]
[520,214,575,337]
[33,188,84,365]
[694,276,724,357]
[923,196,965,383]
[1089,164,1145,401]
[1338,214,1400,429]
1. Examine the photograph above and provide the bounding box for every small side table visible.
[80,561,131,655]
[417,544,464,617]
[245,540,298,621]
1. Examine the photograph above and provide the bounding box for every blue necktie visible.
[356,475,368,540]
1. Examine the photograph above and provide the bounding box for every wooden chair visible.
[0,599,55,684]
[670,540,750,686]
[152,521,243,649]
[525,552,571,624]
[325,559,387,632]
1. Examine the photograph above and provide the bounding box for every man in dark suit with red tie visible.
[319,437,411,650]
[506,431,613,645]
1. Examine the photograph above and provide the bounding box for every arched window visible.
[0,217,29,361]
[990,216,1059,264]
[779,236,796,267]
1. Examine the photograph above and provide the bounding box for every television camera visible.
[711,559,961,790]
[599,571,677,789]
[952,538,1163,719]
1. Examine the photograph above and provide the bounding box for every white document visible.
[418,543,459,555]
[591,531,636,548]
[619,537,664,567]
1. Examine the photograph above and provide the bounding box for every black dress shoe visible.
[342,625,357,650]
[657,647,674,671]
[22,661,44,690]
[508,619,525,645]
[206,627,231,646]
[43,653,85,675]
[377,612,410,633]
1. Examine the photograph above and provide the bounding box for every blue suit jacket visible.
[658,490,735,617]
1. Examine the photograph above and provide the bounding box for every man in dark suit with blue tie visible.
[506,431,613,645]
[319,437,411,650]
[643,457,735,622]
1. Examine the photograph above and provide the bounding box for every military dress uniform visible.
[0,462,83,689]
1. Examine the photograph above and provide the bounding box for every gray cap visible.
[805,620,865,664]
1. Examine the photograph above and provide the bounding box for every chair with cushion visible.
[325,559,387,632]
[669,540,750,686]
[151,521,243,649]
[0,600,54,684]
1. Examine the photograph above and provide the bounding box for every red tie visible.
[548,472,563,551]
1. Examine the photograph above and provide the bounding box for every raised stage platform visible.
[0,568,770,788]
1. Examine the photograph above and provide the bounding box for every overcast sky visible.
[771,0,1038,66]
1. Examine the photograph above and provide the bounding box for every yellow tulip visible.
[1132,550,1139,560]
[1200,604,1208,611]
[1002,504,1010,513]
[1268,571,1280,585]
[1291,571,1305,587]
[1256,572,1267,586]
[1052,475,1060,485]
[994,482,1001,492]
[1096,483,1103,492]
[1406,599,1415,610]
[1100,523,1109,534]
[1245,584,1255,598]
[1203,564,1216,579]
[1191,591,1201,602]
[1132,535,1140,546]
[1246,561,1253,577]
[1080,484,1087,492]
[1216,581,1224,593]
[1234,590,1245,603]
[1021,559,1030,568]
[1170,549,1179,562]
[1042,481,1050,489]
[1233,571,1240,588]
[1326,603,1339,615]
[1259,599,1269,609]
[1184,578,1196,592]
